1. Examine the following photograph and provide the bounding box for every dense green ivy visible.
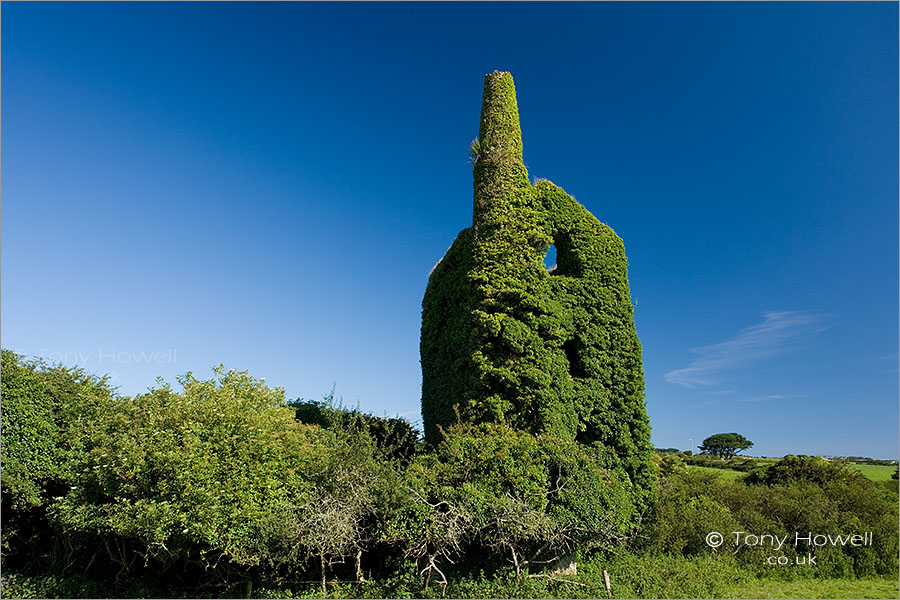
[421,71,654,510]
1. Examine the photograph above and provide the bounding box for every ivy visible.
[421,71,655,515]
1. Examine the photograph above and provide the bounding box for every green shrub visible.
[593,552,754,599]
[652,451,687,477]
[392,422,634,590]
[0,350,117,565]
[643,469,741,556]
[48,367,329,579]
[745,455,861,486]
[0,350,63,512]
[289,395,419,463]
[649,464,899,578]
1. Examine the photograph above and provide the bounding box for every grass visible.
[722,576,899,599]
[686,464,744,480]
[845,463,898,482]
[687,461,898,484]
[5,558,898,599]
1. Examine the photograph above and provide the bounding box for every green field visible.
[687,461,898,483]
[722,577,899,599]
[686,464,744,480]
[846,463,898,481]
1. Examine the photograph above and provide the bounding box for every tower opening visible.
[544,244,558,272]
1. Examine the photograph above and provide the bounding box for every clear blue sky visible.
[3,2,897,458]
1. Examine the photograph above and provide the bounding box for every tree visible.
[698,433,753,459]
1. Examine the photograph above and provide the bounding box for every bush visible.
[0,350,117,566]
[683,452,758,473]
[591,552,753,599]
[289,395,419,464]
[648,462,899,578]
[392,422,635,591]
[745,455,861,486]
[47,367,335,583]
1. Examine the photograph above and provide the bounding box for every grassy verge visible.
[722,577,899,599]
[10,555,896,599]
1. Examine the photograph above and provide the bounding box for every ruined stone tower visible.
[420,71,653,498]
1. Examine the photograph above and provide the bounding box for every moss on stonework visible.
[420,71,654,512]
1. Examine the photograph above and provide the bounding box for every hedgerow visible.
[1,356,897,598]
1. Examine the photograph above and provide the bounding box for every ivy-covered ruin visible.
[421,71,654,506]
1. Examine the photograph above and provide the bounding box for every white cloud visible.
[742,393,806,403]
[665,311,826,389]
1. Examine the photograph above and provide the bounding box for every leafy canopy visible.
[698,433,753,459]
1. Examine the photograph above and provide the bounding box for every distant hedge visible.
[421,71,654,512]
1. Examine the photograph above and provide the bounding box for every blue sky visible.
[3,2,897,458]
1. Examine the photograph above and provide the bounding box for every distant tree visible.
[698,433,753,460]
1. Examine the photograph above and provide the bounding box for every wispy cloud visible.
[741,393,806,403]
[665,311,827,389]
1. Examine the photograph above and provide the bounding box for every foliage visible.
[279,419,407,589]
[684,452,761,473]
[1,359,418,592]
[699,433,754,459]
[745,455,859,486]
[644,462,899,578]
[391,422,635,590]
[1,349,63,511]
[651,451,688,477]
[467,137,480,165]
[420,71,654,516]
[0,350,116,563]
[2,354,898,597]
[289,394,419,464]
[47,367,329,579]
